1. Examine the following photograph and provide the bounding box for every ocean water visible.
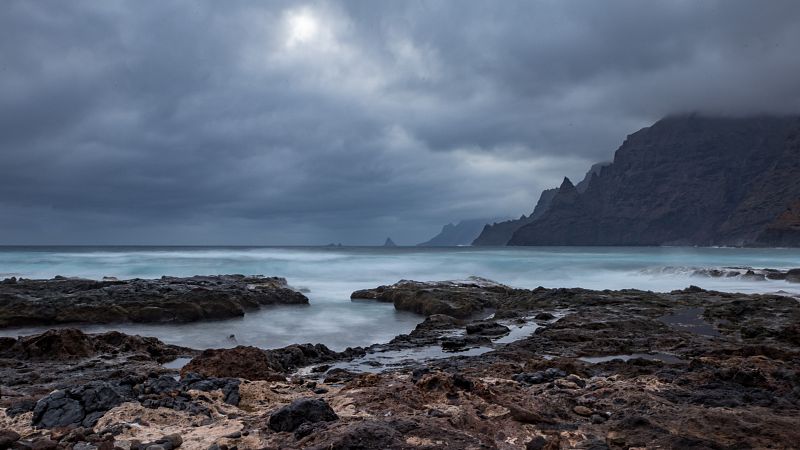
[1,246,798,350]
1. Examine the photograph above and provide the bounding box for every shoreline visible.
[2,277,800,448]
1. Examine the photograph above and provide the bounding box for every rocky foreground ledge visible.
[0,275,308,328]
[2,279,800,449]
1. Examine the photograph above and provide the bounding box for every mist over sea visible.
[1,246,798,350]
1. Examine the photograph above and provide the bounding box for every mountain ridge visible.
[507,115,800,247]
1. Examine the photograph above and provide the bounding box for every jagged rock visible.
[351,278,512,318]
[180,344,363,381]
[0,275,308,328]
[33,391,86,428]
[440,335,490,351]
[32,381,124,428]
[268,398,338,432]
[507,115,800,246]
[465,321,510,336]
[180,346,284,381]
[0,328,190,363]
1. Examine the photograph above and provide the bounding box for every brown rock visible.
[181,346,284,381]
[573,405,593,416]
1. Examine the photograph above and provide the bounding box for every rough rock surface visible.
[180,344,366,381]
[350,277,511,318]
[0,275,308,327]
[268,398,338,432]
[507,115,800,246]
[3,278,800,449]
[473,162,607,246]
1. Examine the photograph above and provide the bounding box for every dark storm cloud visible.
[1,0,799,244]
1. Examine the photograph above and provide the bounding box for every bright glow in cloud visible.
[285,8,319,47]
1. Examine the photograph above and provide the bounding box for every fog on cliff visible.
[1,0,799,245]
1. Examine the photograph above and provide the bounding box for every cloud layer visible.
[2,0,799,244]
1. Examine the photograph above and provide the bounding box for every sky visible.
[1,1,799,245]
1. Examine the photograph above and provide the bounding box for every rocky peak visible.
[508,115,800,246]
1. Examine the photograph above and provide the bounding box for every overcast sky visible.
[1,1,799,245]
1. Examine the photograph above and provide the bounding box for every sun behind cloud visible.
[285,7,319,47]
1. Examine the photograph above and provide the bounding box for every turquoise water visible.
[1,246,798,350]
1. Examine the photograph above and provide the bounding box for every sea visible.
[1,246,798,351]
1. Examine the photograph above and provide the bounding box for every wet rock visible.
[323,368,356,384]
[440,335,490,352]
[0,328,190,363]
[787,268,800,283]
[0,275,308,328]
[351,278,511,318]
[741,270,766,281]
[465,321,510,336]
[268,398,338,432]
[181,343,362,381]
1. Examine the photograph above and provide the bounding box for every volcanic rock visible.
[268,398,338,432]
[0,275,308,328]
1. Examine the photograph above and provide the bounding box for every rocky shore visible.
[2,277,800,449]
[0,275,308,328]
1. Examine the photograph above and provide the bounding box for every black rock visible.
[33,391,85,428]
[268,398,338,432]
[5,399,36,417]
[441,335,491,352]
[465,321,511,336]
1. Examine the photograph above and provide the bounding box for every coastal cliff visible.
[418,218,501,246]
[508,115,800,246]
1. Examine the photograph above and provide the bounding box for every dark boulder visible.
[787,268,800,283]
[268,398,338,432]
[441,335,491,352]
[465,321,510,336]
[32,391,85,428]
[32,382,125,429]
